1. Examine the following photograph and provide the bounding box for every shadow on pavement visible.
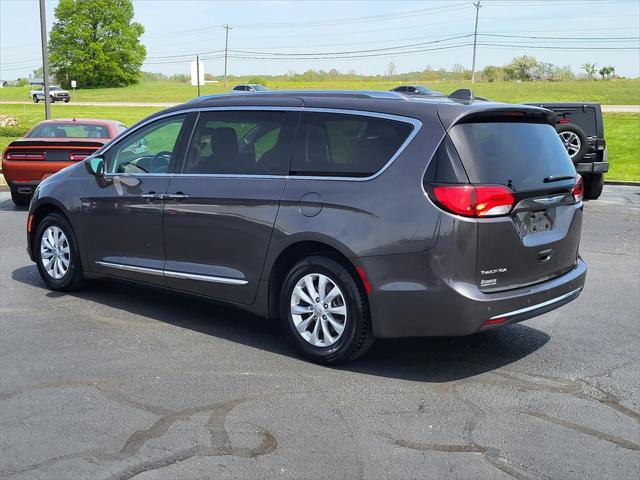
[12,265,549,383]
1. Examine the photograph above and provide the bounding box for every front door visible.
[81,113,192,284]
[162,109,299,304]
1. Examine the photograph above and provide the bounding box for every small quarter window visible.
[290,112,413,177]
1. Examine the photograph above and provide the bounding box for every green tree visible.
[599,66,615,80]
[505,56,539,81]
[581,62,597,79]
[48,0,146,88]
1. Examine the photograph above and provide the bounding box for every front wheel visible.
[33,95,39,103]
[63,98,70,103]
[50,96,55,103]
[34,213,85,291]
[279,256,374,364]
[583,173,604,200]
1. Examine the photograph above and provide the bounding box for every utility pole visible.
[38,0,51,119]
[223,24,232,88]
[196,54,201,96]
[471,0,481,84]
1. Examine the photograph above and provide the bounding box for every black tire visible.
[50,96,55,103]
[64,98,70,103]
[33,95,39,103]
[556,123,588,162]
[583,173,604,200]
[10,188,31,207]
[34,213,85,291]
[279,256,374,364]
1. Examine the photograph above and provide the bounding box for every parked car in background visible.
[25,90,586,364]
[2,118,126,205]
[391,85,444,96]
[525,102,608,199]
[30,85,71,103]
[230,84,268,93]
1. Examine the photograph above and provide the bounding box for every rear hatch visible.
[432,108,582,292]
[3,139,105,163]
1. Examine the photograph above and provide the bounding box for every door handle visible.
[141,191,162,200]
[163,193,189,200]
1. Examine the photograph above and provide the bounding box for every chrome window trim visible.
[97,106,422,182]
[95,261,248,285]
[488,287,583,320]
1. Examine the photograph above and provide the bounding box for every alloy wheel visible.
[40,225,70,279]
[290,273,347,348]
[559,131,581,159]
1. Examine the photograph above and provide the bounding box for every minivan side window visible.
[107,115,186,174]
[290,112,414,177]
[183,110,292,175]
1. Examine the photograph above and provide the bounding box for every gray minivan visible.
[26,90,586,364]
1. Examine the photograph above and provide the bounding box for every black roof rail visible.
[448,88,475,103]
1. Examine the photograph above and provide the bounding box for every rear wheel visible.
[33,95,39,103]
[279,256,373,364]
[34,213,85,291]
[583,173,604,200]
[10,188,30,206]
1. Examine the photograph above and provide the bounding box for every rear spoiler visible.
[7,139,106,148]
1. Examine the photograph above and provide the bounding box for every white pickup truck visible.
[30,85,71,103]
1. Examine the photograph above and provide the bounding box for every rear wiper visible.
[544,174,575,183]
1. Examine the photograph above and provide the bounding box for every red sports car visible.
[2,118,126,205]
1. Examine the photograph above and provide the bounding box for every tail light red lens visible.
[572,174,584,203]
[69,153,89,161]
[5,152,45,161]
[432,185,515,218]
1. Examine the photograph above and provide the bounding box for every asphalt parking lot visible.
[1,186,639,480]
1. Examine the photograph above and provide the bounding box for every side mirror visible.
[85,156,110,187]
[85,156,105,176]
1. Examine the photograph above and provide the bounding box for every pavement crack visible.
[524,410,640,451]
[104,446,200,480]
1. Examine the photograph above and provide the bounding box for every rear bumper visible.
[2,160,75,185]
[575,147,608,174]
[575,162,609,174]
[359,253,587,338]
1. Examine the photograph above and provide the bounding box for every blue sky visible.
[1,0,639,80]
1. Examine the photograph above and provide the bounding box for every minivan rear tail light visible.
[572,174,584,203]
[432,185,515,218]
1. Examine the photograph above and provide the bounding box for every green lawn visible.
[1,104,638,182]
[2,79,639,105]
[604,114,640,182]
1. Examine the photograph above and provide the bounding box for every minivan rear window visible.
[291,112,413,177]
[448,122,576,190]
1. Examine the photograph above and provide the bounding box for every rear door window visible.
[182,110,295,175]
[448,122,576,190]
[290,112,413,177]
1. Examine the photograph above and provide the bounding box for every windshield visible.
[252,85,267,91]
[28,123,110,138]
[50,86,61,91]
[448,122,576,190]
[416,86,433,93]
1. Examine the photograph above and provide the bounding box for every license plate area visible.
[515,209,555,236]
[45,150,70,161]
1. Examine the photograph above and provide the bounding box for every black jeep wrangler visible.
[526,102,608,199]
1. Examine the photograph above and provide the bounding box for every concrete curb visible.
[605,180,640,187]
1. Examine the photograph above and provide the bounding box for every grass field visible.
[1,79,639,105]
[1,103,637,182]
